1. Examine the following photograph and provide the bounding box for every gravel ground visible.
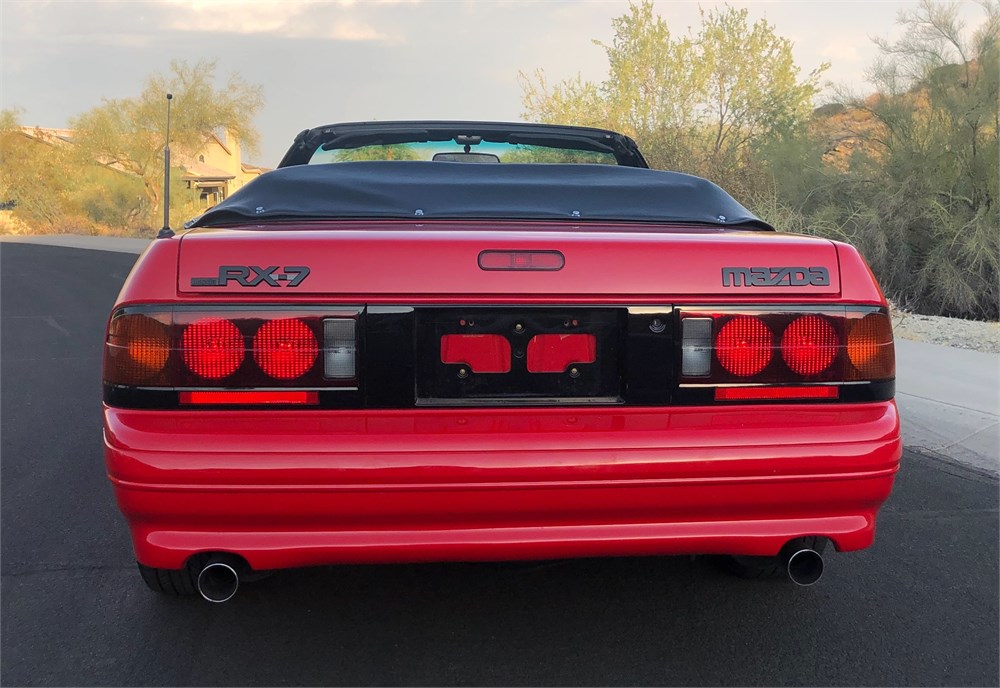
[891,308,1000,354]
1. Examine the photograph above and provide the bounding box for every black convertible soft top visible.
[187,161,774,230]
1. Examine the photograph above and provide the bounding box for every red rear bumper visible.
[104,402,901,571]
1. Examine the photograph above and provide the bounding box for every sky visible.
[0,0,989,166]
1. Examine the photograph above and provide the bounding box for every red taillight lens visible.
[781,315,838,376]
[182,318,244,379]
[715,315,773,377]
[253,318,319,379]
[105,313,170,384]
[847,312,895,380]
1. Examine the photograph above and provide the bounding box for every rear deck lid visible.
[177,224,841,297]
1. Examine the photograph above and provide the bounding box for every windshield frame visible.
[277,121,649,168]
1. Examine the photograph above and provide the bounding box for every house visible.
[173,128,269,208]
[16,125,269,209]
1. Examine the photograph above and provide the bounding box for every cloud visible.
[320,20,388,41]
[821,40,862,62]
[158,0,391,40]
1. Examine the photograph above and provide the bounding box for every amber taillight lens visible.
[253,318,319,379]
[715,315,773,377]
[182,318,244,379]
[847,312,895,380]
[105,313,170,384]
[781,315,838,376]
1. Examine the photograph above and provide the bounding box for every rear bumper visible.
[104,402,902,570]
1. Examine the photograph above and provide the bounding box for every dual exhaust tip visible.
[193,545,826,602]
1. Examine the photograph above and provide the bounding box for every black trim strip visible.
[104,303,895,410]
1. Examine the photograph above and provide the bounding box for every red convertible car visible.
[103,122,900,602]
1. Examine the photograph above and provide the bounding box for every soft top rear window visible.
[308,141,617,165]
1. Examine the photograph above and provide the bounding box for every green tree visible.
[519,71,608,131]
[499,145,615,164]
[0,109,76,228]
[334,144,419,161]
[519,1,827,182]
[68,166,149,232]
[697,6,827,173]
[835,0,999,318]
[70,59,264,225]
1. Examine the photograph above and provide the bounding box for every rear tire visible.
[719,536,828,580]
[137,561,197,596]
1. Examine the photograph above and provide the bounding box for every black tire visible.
[719,536,828,580]
[137,561,198,596]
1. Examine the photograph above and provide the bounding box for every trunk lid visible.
[177,222,840,297]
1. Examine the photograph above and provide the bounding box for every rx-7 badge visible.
[191,265,311,287]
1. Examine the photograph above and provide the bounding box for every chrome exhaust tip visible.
[196,562,239,603]
[786,548,824,586]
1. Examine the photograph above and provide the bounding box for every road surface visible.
[1,241,997,686]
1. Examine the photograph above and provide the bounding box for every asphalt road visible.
[2,242,998,687]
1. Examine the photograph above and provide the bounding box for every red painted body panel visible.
[105,222,900,572]
[176,223,842,298]
[105,402,901,570]
[117,227,889,308]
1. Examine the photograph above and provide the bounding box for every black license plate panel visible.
[415,308,623,405]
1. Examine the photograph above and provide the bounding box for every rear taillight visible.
[679,306,894,402]
[715,315,773,376]
[781,315,838,376]
[253,318,319,379]
[104,306,360,408]
[106,313,171,383]
[847,312,895,380]
[182,318,244,379]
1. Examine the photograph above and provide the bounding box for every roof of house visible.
[18,126,75,146]
[179,159,236,181]
[18,126,140,177]
[241,162,271,174]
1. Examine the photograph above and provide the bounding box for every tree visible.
[70,59,264,225]
[519,1,827,181]
[334,144,419,161]
[519,71,608,131]
[697,7,827,171]
[838,0,999,318]
[0,109,76,228]
[499,145,614,164]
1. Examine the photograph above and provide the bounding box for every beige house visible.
[174,129,268,209]
[17,125,268,209]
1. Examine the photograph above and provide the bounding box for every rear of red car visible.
[103,159,900,600]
